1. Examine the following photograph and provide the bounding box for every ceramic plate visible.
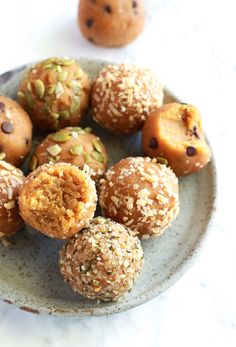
[0,58,217,316]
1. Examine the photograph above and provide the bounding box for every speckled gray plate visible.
[0,58,217,316]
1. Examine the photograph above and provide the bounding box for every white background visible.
[0,0,236,346]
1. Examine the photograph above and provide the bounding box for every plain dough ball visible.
[0,96,32,166]
[78,0,145,47]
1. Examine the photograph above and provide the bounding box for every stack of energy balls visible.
[0,57,211,302]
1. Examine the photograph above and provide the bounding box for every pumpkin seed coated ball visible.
[17,57,91,132]
[59,217,144,301]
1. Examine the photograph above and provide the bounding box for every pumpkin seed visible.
[0,152,6,160]
[93,141,103,153]
[56,65,62,72]
[55,82,64,95]
[34,79,45,99]
[59,110,70,120]
[47,85,56,95]
[52,131,70,142]
[74,69,81,79]
[43,64,53,70]
[27,82,32,92]
[84,153,92,163]
[26,93,34,109]
[92,151,104,163]
[29,156,38,171]
[58,70,68,82]
[70,144,83,155]
[84,127,92,133]
[70,97,80,113]
[17,91,25,99]
[47,144,62,157]
[156,157,168,166]
[51,113,60,120]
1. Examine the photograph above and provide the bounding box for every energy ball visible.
[78,0,145,47]
[99,157,179,238]
[91,64,163,134]
[18,163,97,239]
[142,103,212,176]
[59,216,144,301]
[17,57,91,132]
[0,96,32,166]
[29,127,108,182]
[0,161,25,238]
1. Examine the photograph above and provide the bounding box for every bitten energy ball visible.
[78,0,145,47]
[59,217,144,301]
[0,96,32,166]
[0,161,25,238]
[18,163,97,239]
[91,64,163,134]
[17,57,91,132]
[29,127,108,182]
[99,157,179,238]
[142,103,212,176]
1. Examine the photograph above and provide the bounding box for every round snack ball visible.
[18,163,97,239]
[99,157,179,238]
[17,57,91,132]
[78,0,145,47]
[0,161,25,238]
[29,127,108,182]
[91,64,163,134]
[59,216,144,301]
[142,103,212,176]
[0,96,32,166]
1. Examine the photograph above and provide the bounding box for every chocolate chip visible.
[104,4,112,13]
[86,18,94,28]
[149,138,158,149]
[0,102,5,113]
[132,1,138,8]
[25,138,30,145]
[192,126,200,139]
[186,146,196,156]
[88,37,94,43]
[1,121,14,134]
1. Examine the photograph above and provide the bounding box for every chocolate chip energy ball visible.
[99,157,179,238]
[0,96,32,166]
[142,103,212,176]
[0,161,25,238]
[59,217,144,301]
[17,58,91,132]
[91,64,163,134]
[18,163,97,239]
[29,127,108,182]
[78,0,145,47]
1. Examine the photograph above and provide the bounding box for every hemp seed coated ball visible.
[0,161,25,238]
[0,96,32,166]
[78,0,145,47]
[99,157,179,238]
[142,103,212,176]
[91,64,163,134]
[29,127,108,182]
[17,58,91,132]
[18,163,97,239]
[59,217,144,301]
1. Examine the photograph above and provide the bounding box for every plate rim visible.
[0,61,218,317]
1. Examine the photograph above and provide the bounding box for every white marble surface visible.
[0,0,235,346]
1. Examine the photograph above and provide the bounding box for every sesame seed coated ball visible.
[29,126,108,182]
[18,163,97,239]
[17,57,91,132]
[99,157,179,238]
[59,217,144,301]
[0,161,25,238]
[91,64,163,134]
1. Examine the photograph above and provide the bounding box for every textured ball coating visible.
[0,161,25,238]
[59,217,144,301]
[29,127,108,182]
[17,57,91,132]
[99,157,179,238]
[91,64,163,134]
[0,96,32,166]
[78,0,145,47]
[142,103,212,176]
[18,163,97,239]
